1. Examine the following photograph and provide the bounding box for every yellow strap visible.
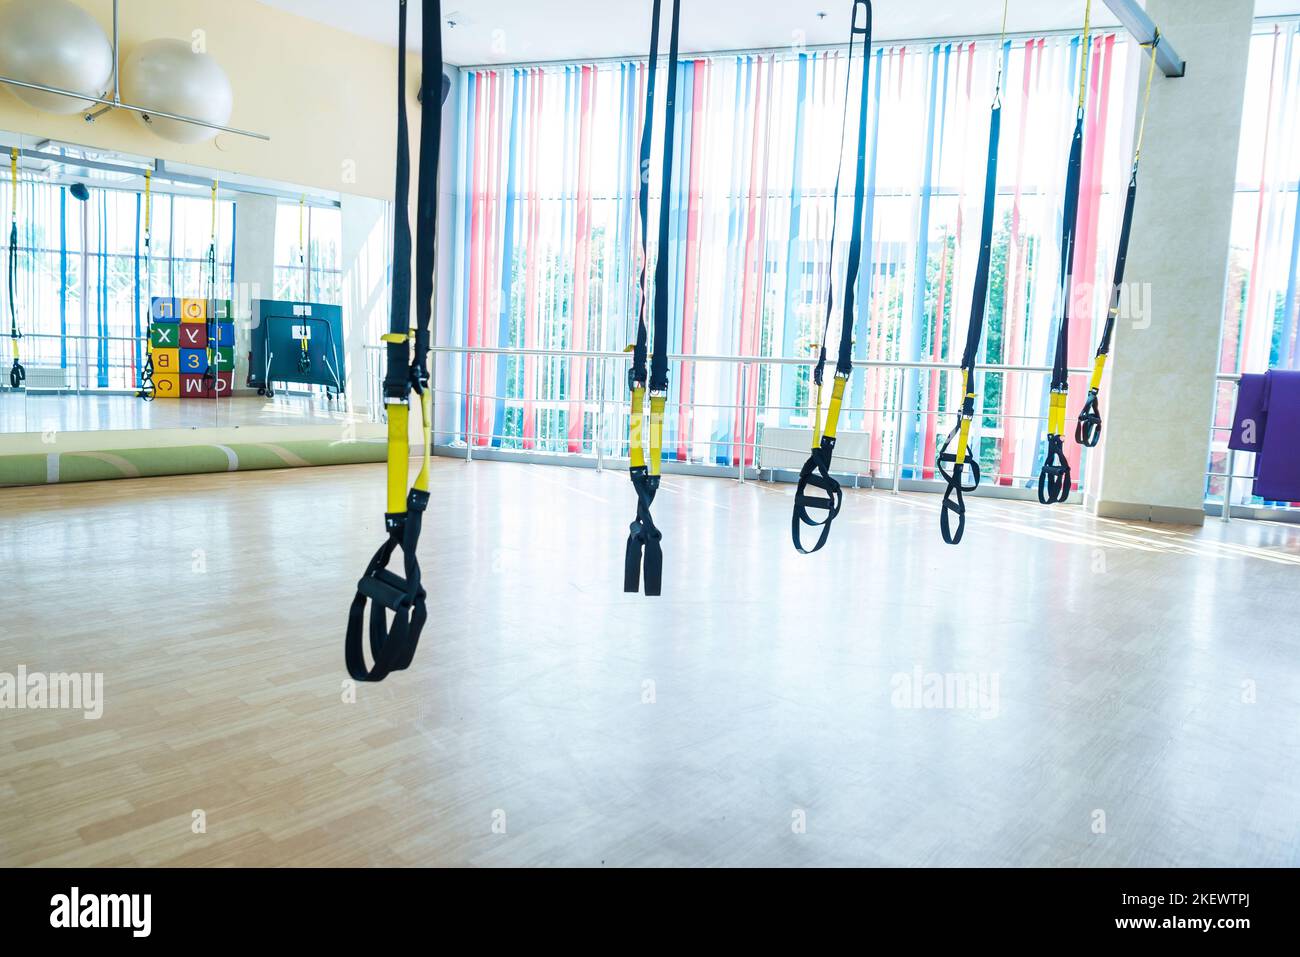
[210,180,218,240]
[10,148,17,220]
[1077,0,1093,111]
[629,386,646,469]
[386,402,411,513]
[1089,353,1108,391]
[380,332,410,344]
[648,394,666,477]
[822,374,848,441]
[1133,32,1160,165]
[1048,390,1068,435]
[413,387,432,493]
[143,169,152,235]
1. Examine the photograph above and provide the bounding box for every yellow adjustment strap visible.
[955,415,973,467]
[648,394,666,477]
[413,387,432,494]
[1048,390,1068,435]
[380,332,411,344]
[144,169,152,234]
[823,374,848,441]
[386,402,411,514]
[811,381,824,449]
[1089,354,1107,391]
[210,180,218,238]
[9,148,16,207]
[629,386,646,469]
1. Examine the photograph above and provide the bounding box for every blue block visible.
[151,297,180,322]
[180,348,209,374]
[216,323,235,346]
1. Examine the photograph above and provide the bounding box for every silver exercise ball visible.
[121,38,233,144]
[0,0,113,114]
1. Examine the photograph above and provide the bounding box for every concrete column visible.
[232,192,277,393]
[1092,0,1255,525]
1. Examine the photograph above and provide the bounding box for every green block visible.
[208,299,233,321]
[150,324,180,348]
[212,346,235,370]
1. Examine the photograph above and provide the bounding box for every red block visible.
[213,372,234,396]
[179,323,208,348]
[181,374,214,398]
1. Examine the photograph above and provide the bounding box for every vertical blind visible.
[451,34,1133,483]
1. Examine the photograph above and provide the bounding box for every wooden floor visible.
[2,459,1298,867]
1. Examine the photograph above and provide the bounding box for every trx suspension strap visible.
[345,0,440,682]
[203,179,218,391]
[791,0,873,555]
[937,3,1006,545]
[1076,32,1160,448]
[8,147,24,390]
[1037,0,1091,505]
[624,0,681,597]
[297,196,310,374]
[138,169,156,400]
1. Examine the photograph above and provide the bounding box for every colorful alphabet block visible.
[216,323,235,346]
[154,373,180,399]
[213,372,233,396]
[181,374,213,398]
[208,299,232,321]
[179,323,208,349]
[211,346,235,372]
[151,348,179,375]
[152,297,179,322]
[181,298,207,322]
[180,349,208,375]
[150,324,179,349]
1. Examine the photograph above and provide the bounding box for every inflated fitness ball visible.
[0,0,113,114]
[121,38,233,144]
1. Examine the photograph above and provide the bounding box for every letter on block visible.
[179,324,208,349]
[182,298,207,322]
[151,297,179,322]
[154,373,180,399]
[152,348,180,374]
[180,348,209,374]
[216,323,235,346]
[150,324,178,348]
[214,372,234,396]
[181,374,214,399]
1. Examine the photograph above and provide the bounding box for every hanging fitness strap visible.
[297,196,311,374]
[790,0,873,555]
[8,148,24,390]
[624,0,681,597]
[1076,32,1159,448]
[937,5,1007,545]
[345,0,440,682]
[138,169,156,400]
[1037,0,1091,505]
[204,180,218,389]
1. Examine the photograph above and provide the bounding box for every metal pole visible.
[465,354,474,463]
[737,363,747,483]
[1222,448,1236,524]
[1101,0,1187,78]
[891,370,906,495]
[595,357,605,472]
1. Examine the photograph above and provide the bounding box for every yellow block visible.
[152,348,180,374]
[154,373,180,398]
[181,298,207,322]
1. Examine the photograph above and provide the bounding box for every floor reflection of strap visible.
[346,0,442,682]
[8,147,25,390]
[791,1,873,555]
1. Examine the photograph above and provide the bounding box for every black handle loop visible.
[345,488,429,682]
[1075,391,1102,447]
[298,346,312,375]
[624,468,663,596]
[1037,434,1072,505]
[137,354,155,401]
[791,438,844,554]
[9,358,24,389]
[936,424,981,492]
[940,468,967,545]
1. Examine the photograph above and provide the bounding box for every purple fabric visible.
[1253,370,1300,502]
[1229,373,1267,451]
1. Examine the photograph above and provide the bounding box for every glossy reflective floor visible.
[1,460,1297,866]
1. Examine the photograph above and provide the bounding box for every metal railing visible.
[366,344,1099,499]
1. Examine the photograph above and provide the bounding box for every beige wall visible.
[0,0,422,201]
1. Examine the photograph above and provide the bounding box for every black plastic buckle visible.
[1037,434,1072,505]
[1076,390,1102,448]
[9,358,25,389]
[624,466,662,596]
[345,489,429,682]
[791,436,843,554]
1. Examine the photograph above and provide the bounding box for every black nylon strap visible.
[8,217,23,390]
[937,89,1001,545]
[629,0,663,389]
[346,0,442,682]
[648,0,681,394]
[1051,112,1085,395]
[790,0,872,556]
[623,470,662,595]
[1076,170,1137,447]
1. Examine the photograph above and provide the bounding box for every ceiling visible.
[257,1,1300,66]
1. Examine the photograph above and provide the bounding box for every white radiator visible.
[20,366,71,391]
[762,427,872,473]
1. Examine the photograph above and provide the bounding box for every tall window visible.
[273,202,343,304]
[2,177,234,390]
[1211,19,1300,509]
[451,33,1133,488]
